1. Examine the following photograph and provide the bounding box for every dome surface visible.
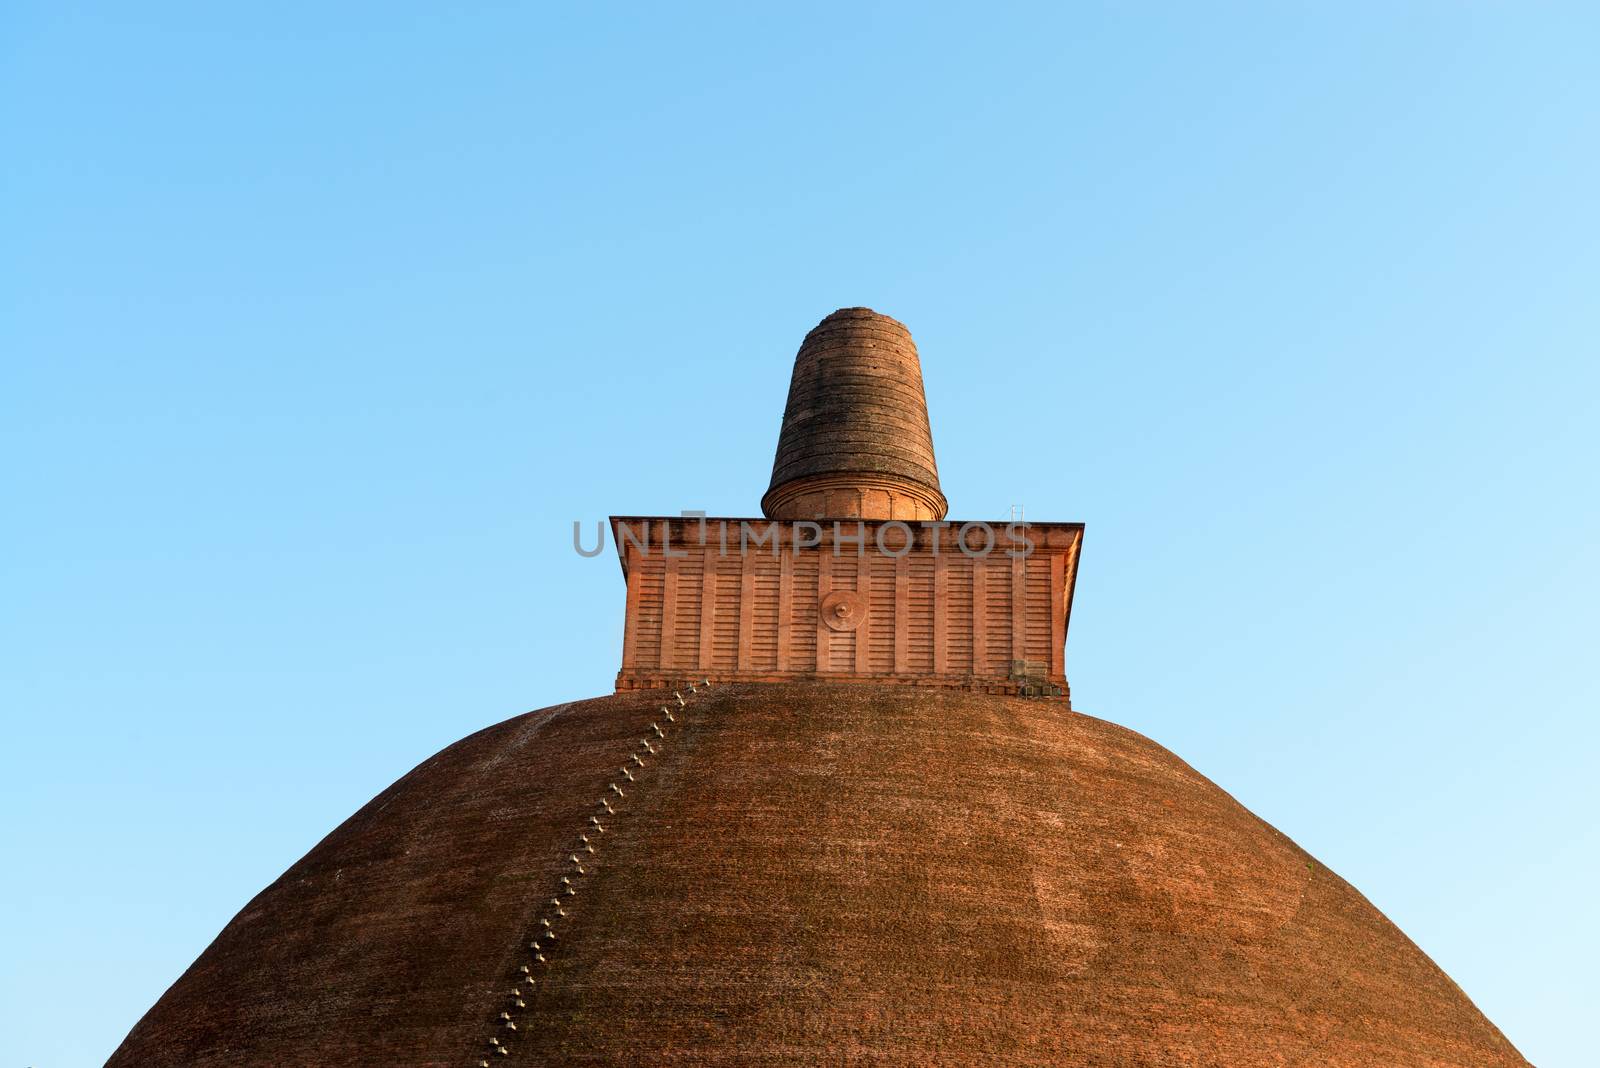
[762,308,947,521]
[108,684,1526,1067]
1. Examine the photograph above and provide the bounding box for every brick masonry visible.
[105,684,1531,1067]
[101,303,1530,1066]
[612,516,1084,701]
[762,307,948,522]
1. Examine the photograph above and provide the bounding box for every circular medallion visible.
[819,589,868,632]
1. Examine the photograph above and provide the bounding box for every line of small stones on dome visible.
[475,678,714,1065]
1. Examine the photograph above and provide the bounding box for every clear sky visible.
[3,4,1596,1065]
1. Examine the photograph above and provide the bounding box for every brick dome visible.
[762,308,948,521]
[108,684,1527,1067]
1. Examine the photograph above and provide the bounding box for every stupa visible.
[107,308,1527,1067]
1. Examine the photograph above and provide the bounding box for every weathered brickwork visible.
[612,516,1083,701]
[103,307,1529,1066]
[107,685,1531,1067]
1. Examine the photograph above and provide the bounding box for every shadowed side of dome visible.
[762,308,948,521]
[107,684,1527,1067]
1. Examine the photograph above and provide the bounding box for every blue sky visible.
[3,4,1596,1064]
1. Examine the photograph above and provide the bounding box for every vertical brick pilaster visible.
[855,554,871,676]
[777,549,793,673]
[1050,550,1066,681]
[660,551,679,670]
[894,554,909,675]
[737,543,755,672]
[1012,551,1026,671]
[972,557,987,675]
[621,548,640,670]
[817,548,833,673]
[697,552,717,671]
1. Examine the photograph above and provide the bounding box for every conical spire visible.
[762,308,948,521]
